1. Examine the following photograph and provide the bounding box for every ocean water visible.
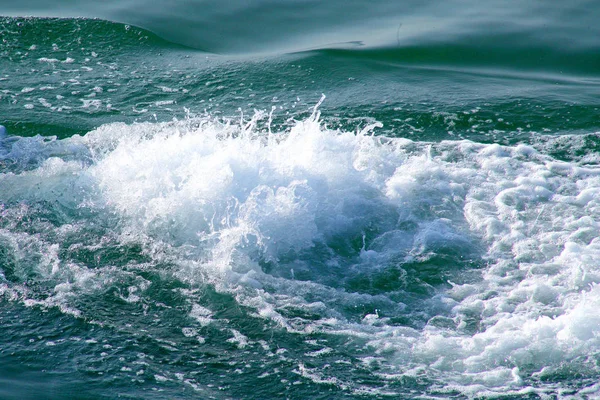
[1,1,600,398]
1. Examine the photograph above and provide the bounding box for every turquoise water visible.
[1,1,600,399]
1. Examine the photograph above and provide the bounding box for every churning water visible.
[1,1,600,398]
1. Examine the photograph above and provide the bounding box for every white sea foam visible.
[1,110,600,396]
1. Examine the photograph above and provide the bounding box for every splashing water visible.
[1,107,600,398]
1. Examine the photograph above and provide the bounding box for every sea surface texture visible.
[1,1,600,398]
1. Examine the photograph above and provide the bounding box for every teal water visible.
[1,2,600,399]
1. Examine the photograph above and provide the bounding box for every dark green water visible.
[1,1,600,399]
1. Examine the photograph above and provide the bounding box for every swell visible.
[4,14,600,78]
[3,0,600,59]
[0,16,198,53]
[302,41,600,78]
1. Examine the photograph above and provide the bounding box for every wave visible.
[0,16,196,53]
[1,16,598,144]
[3,8,600,72]
[298,42,600,79]
[2,108,600,396]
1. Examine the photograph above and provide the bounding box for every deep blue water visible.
[1,1,600,398]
